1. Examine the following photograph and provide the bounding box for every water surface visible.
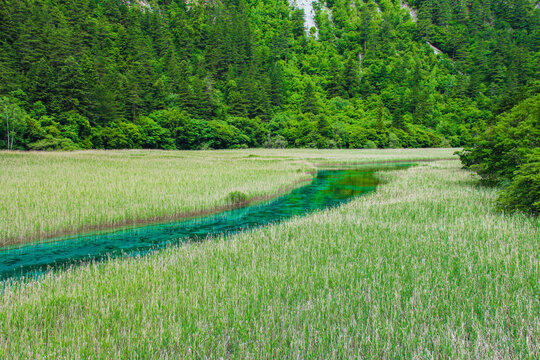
[0,163,411,281]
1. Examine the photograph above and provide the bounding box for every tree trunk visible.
[5,111,9,150]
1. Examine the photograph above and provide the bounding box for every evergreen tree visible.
[326,58,345,99]
[302,82,318,114]
[342,56,360,98]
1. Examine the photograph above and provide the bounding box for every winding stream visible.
[0,163,411,281]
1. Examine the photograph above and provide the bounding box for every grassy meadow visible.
[0,151,538,358]
[0,148,453,246]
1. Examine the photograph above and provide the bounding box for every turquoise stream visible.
[0,163,411,281]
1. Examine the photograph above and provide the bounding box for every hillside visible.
[0,0,538,150]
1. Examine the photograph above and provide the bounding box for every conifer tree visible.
[302,82,318,114]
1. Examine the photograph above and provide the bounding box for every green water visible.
[0,164,411,281]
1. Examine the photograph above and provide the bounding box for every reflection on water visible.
[0,163,411,281]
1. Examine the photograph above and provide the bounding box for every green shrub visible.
[497,151,540,215]
[28,137,79,151]
[459,94,540,214]
[225,191,249,205]
[263,135,288,149]
[364,140,377,149]
[388,133,401,148]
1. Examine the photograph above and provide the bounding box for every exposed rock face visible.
[400,0,417,22]
[123,0,152,11]
[289,0,318,36]
[427,42,443,55]
[399,1,443,57]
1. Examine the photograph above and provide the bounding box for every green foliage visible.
[460,95,540,182]
[388,132,401,149]
[364,140,378,149]
[497,150,540,215]
[459,94,540,214]
[0,0,538,150]
[225,191,249,205]
[263,135,288,149]
[0,96,28,150]
[28,137,79,151]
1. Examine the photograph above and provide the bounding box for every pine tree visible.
[342,56,360,99]
[176,60,193,110]
[291,9,306,39]
[326,58,345,99]
[269,63,284,107]
[302,82,318,114]
[417,0,434,40]
[57,56,85,113]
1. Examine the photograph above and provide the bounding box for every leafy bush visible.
[225,191,249,205]
[264,135,288,149]
[364,140,377,149]
[388,133,401,148]
[28,137,79,151]
[497,151,540,215]
[459,94,540,214]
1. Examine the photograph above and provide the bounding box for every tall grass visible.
[0,148,456,245]
[0,160,537,358]
[0,150,309,245]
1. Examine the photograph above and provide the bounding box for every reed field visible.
[0,148,454,246]
[0,157,538,358]
[0,150,308,246]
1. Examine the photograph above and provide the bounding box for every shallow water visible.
[0,163,411,281]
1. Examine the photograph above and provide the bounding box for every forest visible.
[0,0,537,150]
[1,0,539,211]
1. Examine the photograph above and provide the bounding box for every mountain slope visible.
[0,0,538,150]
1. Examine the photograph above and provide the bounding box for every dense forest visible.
[1,0,538,151]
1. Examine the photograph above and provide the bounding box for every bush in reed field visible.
[226,191,249,205]
[0,160,537,359]
[0,148,455,246]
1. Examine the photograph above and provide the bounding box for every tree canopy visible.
[0,0,538,151]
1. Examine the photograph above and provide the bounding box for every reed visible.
[0,158,537,359]
[0,148,455,246]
